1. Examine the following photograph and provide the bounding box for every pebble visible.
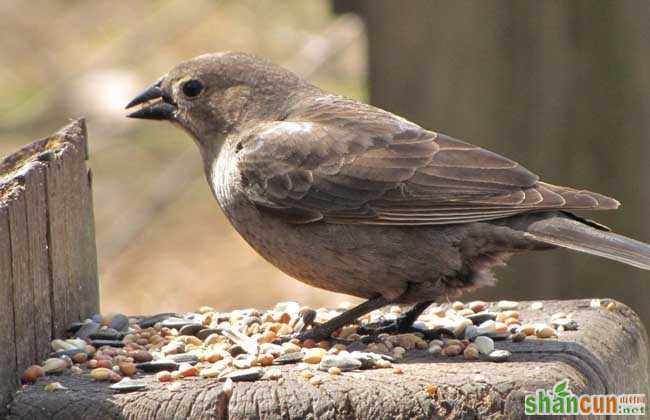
[136,361,179,373]
[512,332,526,342]
[22,365,45,383]
[233,355,254,369]
[328,366,342,375]
[475,320,497,336]
[90,339,124,348]
[110,379,147,392]
[168,353,199,364]
[260,343,284,356]
[43,358,67,374]
[177,335,202,346]
[281,342,301,354]
[590,299,601,308]
[474,336,494,355]
[66,321,86,334]
[530,301,544,310]
[607,302,617,311]
[274,352,304,365]
[91,367,113,381]
[451,301,465,310]
[318,355,362,372]
[497,300,519,310]
[51,339,75,352]
[156,371,172,382]
[374,359,392,369]
[303,348,327,364]
[132,350,153,363]
[256,354,274,366]
[488,349,511,362]
[54,348,87,359]
[162,341,186,355]
[220,367,263,382]
[468,301,488,312]
[89,328,124,341]
[494,322,508,333]
[179,323,204,336]
[551,318,578,331]
[222,378,234,398]
[109,314,129,332]
[71,352,88,364]
[428,344,442,356]
[441,345,462,357]
[179,363,198,377]
[119,362,137,377]
[161,317,195,330]
[44,382,67,392]
[139,313,177,329]
[392,346,406,359]
[75,321,101,339]
[197,328,223,341]
[424,384,437,397]
[466,312,497,325]
[346,351,377,369]
[221,327,259,355]
[534,326,556,338]
[463,345,479,360]
[307,375,322,386]
[200,364,224,378]
[301,369,314,379]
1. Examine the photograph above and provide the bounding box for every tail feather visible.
[524,216,650,270]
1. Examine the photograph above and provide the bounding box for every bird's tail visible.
[523,214,650,270]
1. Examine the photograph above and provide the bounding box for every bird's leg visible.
[357,300,433,336]
[358,299,457,340]
[278,295,389,342]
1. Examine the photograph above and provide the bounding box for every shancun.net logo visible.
[524,380,646,416]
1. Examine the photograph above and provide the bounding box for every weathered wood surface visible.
[0,119,99,414]
[7,299,649,420]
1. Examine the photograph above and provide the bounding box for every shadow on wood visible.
[7,300,649,419]
[0,119,99,414]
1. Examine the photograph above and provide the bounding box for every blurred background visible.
[1,1,648,333]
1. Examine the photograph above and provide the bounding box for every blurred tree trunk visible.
[336,1,650,322]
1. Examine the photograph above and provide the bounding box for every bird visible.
[126,51,650,340]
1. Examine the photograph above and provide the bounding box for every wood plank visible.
[7,192,37,375]
[0,205,17,412]
[23,165,53,359]
[6,299,650,420]
[63,141,99,321]
[0,119,99,415]
[44,153,70,338]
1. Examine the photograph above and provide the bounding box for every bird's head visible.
[126,52,312,146]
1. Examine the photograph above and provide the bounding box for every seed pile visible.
[21,299,594,393]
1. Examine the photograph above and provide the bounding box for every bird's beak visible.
[125,76,177,120]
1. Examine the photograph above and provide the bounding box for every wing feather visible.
[237,96,619,225]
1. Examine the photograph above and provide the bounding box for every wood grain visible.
[6,299,649,420]
[0,119,99,415]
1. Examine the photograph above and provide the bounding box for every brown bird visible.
[126,52,650,340]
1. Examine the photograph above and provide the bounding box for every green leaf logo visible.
[553,380,569,398]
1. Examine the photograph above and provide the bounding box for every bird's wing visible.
[237,96,619,224]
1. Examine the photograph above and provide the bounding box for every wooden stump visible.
[0,119,99,414]
[6,299,649,420]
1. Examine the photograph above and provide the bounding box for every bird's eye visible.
[181,79,204,98]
